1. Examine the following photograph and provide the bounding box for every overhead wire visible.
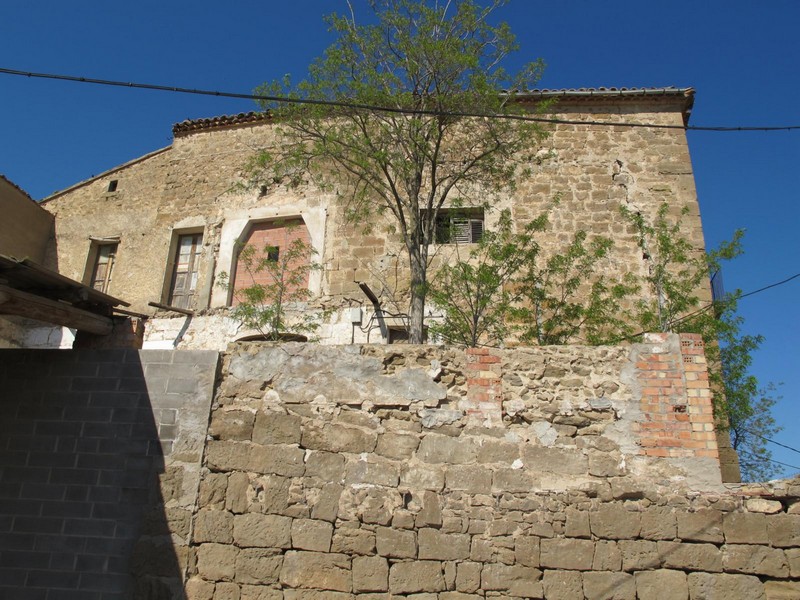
[736,450,800,472]
[2,67,800,132]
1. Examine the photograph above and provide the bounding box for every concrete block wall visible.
[0,348,218,599]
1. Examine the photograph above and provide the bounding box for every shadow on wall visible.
[0,349,187,599]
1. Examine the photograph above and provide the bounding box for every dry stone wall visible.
[183,338,799,599]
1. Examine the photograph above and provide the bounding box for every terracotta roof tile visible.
[171,87,694,135]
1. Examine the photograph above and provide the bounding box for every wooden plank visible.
[0,284,113,335]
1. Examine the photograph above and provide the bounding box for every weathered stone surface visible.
[375,432,420,459]
[618,540,661,572]
[305,451,346,481]
[446,465,492,494]
[226,471,250,513]
[515,536,540,567]
[252,411,301,445]
[233,513,292,548]
[194,508,233,543]
[590,504,642,539]
[196,543,238,582]
[766,514,800,547]
[588,453,625,477]
[209,409,255,441]
[345,458,400,487]
[764,581,800,600]
[301,422,377,453]
[658,541,722,572]
[240,586,283,600]
[282,591,352,600]
[492,468,536,493]
[234,548,282,585]
[213,582,241,600]
[186,577,215,600]
[310,482,343,523]
[415,490,443,528]
[352,556,389,593]
[417,434,477,464]
[582,571,635,600]
[542,570,583,600]
[376,526,417,558]
[676,509,723,543]
[687,572,765,600]
[634,570,687,600]
[723,544,789,577]
[280,551,352,592]
[540,538,595,571]
[248,443,306,477]
[331,527,376,556]
[291,518,334,552]
[522,446,588,475]
[476,439,519,463]
[418,528,470,560]
[565,507,591,538]
[400,464,446,490]
[481,563,543,597]
[419,408,463,428]
[723,512,768,544]
[389,561,444,594]
[456,562,482,593]
[787,547,800,578]
[593,541,622,571]
[745,498,783,514]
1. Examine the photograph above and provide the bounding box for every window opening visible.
[168,233,203,309]
[432,208,484,244]
[90,243,118,294]
[267,246,280,262]
[107,180,118,193]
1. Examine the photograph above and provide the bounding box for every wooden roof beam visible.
[0,284,113,335]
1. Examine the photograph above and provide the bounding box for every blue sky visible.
[2,1,798,477]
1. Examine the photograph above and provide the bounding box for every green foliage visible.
[250,0,547,342]
[625,203,782,481]
[219,230,322,341]
[428,208,636,347]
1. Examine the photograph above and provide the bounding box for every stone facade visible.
[1,339,797,598]
[36,89,708,349]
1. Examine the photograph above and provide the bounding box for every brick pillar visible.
[462,347,503,427]
[635,333,719,461]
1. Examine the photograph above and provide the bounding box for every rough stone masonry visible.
[183,336,799,599]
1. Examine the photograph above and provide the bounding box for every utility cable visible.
[741,429,800,456]
[737,450,800,472]
[611,271,800,343]
[2,67,800,132]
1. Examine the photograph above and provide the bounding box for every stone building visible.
[34,87,704,349]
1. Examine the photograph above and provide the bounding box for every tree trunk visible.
[407,244,427,344]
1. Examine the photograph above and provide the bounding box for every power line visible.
[737,449,800,472]
[2,66,800,133]
[742,428,800,456]
[612,271,800,343]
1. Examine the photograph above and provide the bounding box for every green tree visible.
[428,208,636,347]
[219,230,322,341]
[624,203,782,481]
[249,0,546,343]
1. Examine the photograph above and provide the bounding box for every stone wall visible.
[38,93,709,349]
[183,338,799,599]
[0,348,218,599]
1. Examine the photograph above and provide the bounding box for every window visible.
[107,180,118,193]
[433,208,484,244]
[168,233,203,309]
[266,246,280,262]
[89,243,118,294]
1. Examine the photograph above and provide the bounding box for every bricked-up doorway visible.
[0,349,217,599]
[230,218,312,305]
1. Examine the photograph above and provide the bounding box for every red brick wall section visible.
[232,218,311,304]
[464,347,504,427]
[636,332,719,460]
